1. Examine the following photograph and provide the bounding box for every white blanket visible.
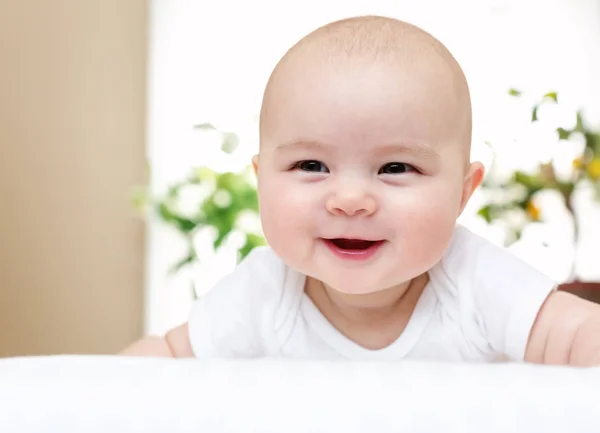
[0,355,598,432]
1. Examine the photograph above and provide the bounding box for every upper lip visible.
[323,237,383,242]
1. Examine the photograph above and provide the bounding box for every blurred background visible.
[1,0,599,356]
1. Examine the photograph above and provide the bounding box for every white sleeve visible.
[441,225,557,361]
[187,247,289,359]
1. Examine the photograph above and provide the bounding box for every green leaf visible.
[190,282,198,300]
[193,122,216,131]
[531,105,538,122]
[204,203,238,250]
[513,229,523,242]
[176,218,198,233]
[508,88,522,97]
[557,181,575,199]
[166,183,182,199]
[543,91,558,102]
[513,171,544,190]
[516,198,529,211]
[477,205,492,223]
[169,249,196,274]
[157,203,198,233]
[585,131,599,152]
[575,111,585,132]
[557,127,571,140]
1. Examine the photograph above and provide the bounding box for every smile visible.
[322,238,384,261]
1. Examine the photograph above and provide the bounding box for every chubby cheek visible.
[386,182,462,271]
[257,175,317,260]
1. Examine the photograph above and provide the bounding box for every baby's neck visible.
[305,274,428,350]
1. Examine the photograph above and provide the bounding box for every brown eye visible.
[295,160,329,173]
[379,162,414,174]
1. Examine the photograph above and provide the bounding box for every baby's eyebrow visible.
[374,142,440,160]
[275,140,440,160]
[274,140,329,152]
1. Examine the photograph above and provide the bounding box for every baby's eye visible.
[378,162,415,175]
[293,160,329,173]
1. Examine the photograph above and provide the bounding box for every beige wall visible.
[0,1,148,356]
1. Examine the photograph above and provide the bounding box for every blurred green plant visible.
[132,124,265,298]
[478,89,600,280]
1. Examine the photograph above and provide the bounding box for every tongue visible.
[331,239,376,250]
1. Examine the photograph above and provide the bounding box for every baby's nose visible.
[325,189,377,217]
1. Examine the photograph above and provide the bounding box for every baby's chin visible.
[309,271,412,296]
[279,254,419,296]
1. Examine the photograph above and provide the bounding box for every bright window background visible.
[145,0,600,335]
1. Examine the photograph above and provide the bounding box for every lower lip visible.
[322,239,384,261]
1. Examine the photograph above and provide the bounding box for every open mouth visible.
[323,238,384,260]
[329,238,378,251]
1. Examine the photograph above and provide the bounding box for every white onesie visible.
[187,225,557,362]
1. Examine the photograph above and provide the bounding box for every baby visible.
[123,15,600,365]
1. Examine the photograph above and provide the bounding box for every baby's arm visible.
[526,291,600,366]
[118,247,284,359]
[119,323,194,358]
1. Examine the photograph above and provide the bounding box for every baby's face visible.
[255,57,482,295]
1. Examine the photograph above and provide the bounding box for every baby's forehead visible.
[265,54,464,139]
[280,49,457,101]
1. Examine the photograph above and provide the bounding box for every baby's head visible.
[253,16,484,295]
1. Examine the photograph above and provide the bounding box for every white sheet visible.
[0,355,598,432]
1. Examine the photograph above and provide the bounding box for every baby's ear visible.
[251,154,259,175]
[459,161,485,214]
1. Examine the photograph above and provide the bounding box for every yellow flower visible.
[526,200,541,221]
[587,158,600,180]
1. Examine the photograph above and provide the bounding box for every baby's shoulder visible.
[437,225,521,277]
[429,224,555,300]
[425,224,557,361]
[188,245,304,358]
[211,245,296,299]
